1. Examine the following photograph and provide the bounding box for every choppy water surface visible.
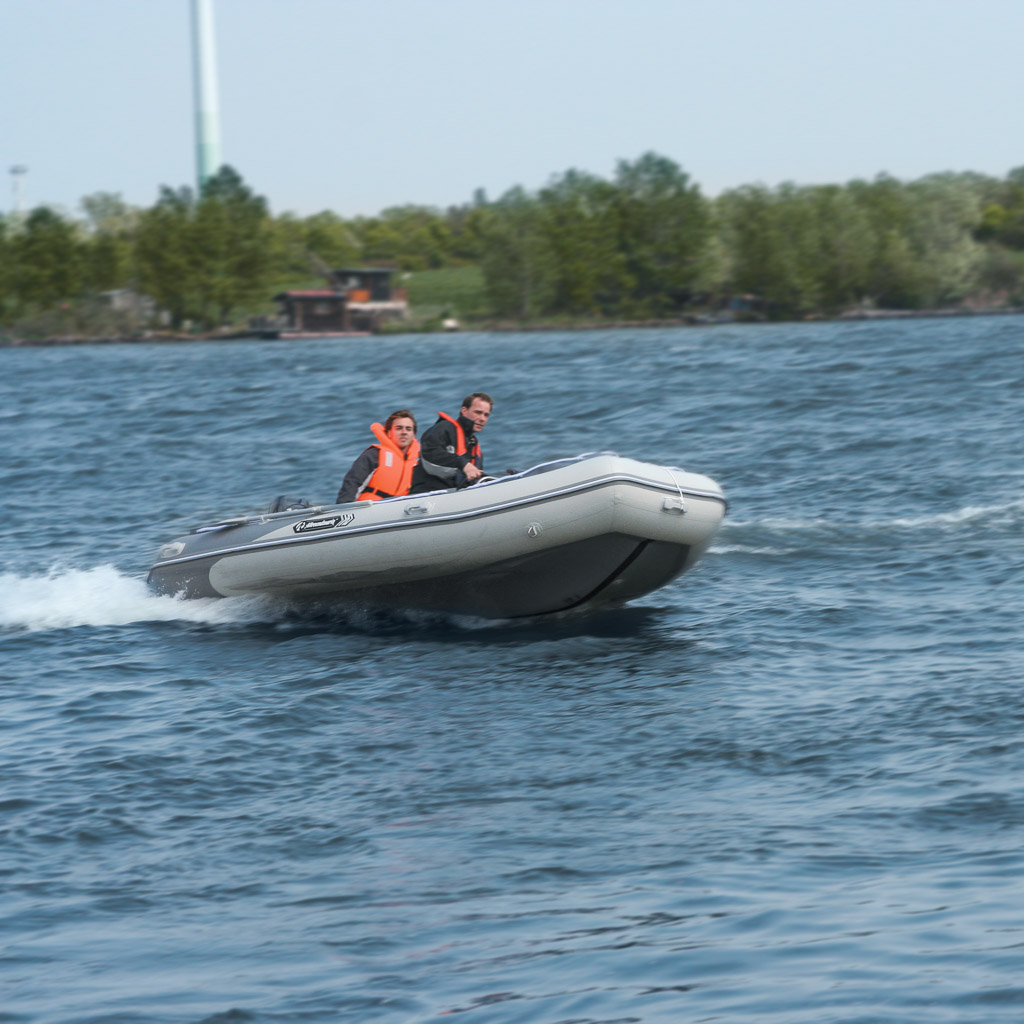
[2,318,1023,1023]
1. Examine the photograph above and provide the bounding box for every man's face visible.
[461,399,492,433]
[388,417,416,451]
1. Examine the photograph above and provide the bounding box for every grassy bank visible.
[403,266,489,323]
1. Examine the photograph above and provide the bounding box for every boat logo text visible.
[293,513,354,534]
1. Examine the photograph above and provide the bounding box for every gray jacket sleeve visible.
[336,446,378,503]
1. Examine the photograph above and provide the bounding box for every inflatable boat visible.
[146,453,726,618]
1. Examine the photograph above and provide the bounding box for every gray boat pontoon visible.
[147,453,726,619]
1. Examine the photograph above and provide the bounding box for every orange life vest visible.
[358,423,420,500]
[437,411,482,466]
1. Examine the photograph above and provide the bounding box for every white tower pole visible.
[191,0,222,193]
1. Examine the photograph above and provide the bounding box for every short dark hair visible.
[384,409,417,433]
[462,392,493,410]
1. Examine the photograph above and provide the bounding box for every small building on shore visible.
[261,267,409,337]
[330,267,409,330]
[271,290,350,333]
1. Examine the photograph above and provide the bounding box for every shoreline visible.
[3,305,1023,348]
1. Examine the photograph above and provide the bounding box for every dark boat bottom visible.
[297,533,693,619]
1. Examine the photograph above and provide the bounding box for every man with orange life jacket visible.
[409,392,492,494]
[336,410,420,503]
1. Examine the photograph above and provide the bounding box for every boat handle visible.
[192,516,252,533]
[404,503,433,517]
[662,497,687,514]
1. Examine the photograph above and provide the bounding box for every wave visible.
[727,496,1024,536]
[883,498,1024,530]
[0,565,271,633]
[709,543,792,556]
[0,565,529,637]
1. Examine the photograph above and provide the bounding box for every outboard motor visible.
[267,495,312,513]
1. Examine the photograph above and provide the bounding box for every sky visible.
[3,0,1024,220]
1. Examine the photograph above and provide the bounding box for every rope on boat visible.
[664,467,688,514]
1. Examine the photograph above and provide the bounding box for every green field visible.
[402,266,489,321]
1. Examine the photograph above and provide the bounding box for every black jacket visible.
[336,445,378,503]
[409,413,483,493]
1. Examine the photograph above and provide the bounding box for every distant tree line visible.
[2,155,1024,336]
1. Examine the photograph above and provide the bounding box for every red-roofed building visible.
[269,268,409,336]
[272,290,349,333]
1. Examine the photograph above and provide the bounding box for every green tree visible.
[904,173,987,307]
[975,169,1024,250]
[444,200,488,264]
[134,185,200,328]
[192,166,275,326]
[477,154,713,320]
[715,184,819,315]
[803,185,875,310]
[0,217,11,325]
[844,175,920,307]
[10,207,86,315]
[612,152,712,315]
[975,243,1024,302]
[268,211,359,284]
[537,169,625,315]
[353,206,455,270]
[134,167,274,329]
[477,187,554,318]
[79,192,139,294]
[301,211,361,271]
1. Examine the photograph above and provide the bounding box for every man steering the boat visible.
[409,392,492,494]
[336,409,420,503]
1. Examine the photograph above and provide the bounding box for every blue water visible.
[2,318,1023,1023]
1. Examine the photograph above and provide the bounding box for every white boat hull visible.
[147,454,726,618]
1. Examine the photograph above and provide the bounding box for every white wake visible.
[0,564,270,633]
